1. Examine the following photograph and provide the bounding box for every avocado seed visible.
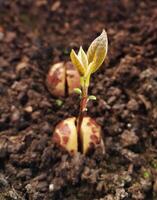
[52,116,104,154]
[46,61,80,97]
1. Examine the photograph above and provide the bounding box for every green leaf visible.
[70,49,86,76]
[55,99,63,107]
[78,46,88,69]
[87,29,108,74]
[74,88,82,95]
[143,171,150,179]
[88,95,97,101]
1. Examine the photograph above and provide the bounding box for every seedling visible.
[46,61,80,97]
[52,30,108,154]
[55,99,63,107]
[143,171,150,179]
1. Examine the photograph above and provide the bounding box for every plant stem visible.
[77,82,88,152]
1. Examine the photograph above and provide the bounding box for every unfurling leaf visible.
[74,88,82,95]
[87,29,108,74]
[70,49,85,76]
[78,46,88,69]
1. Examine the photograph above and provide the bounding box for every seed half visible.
[52,117,78,153]
[80,117,102,154]
[46,62,65,97]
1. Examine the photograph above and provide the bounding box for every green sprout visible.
[55,99,63,107]
[143,171,150,179]
[70,30,108,143]
[52,30,108,154]
[151,160,157,169]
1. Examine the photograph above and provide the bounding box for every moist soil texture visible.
[0,0,157,199]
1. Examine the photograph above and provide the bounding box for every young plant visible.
[52,30,108,154]
[71,30,108,148]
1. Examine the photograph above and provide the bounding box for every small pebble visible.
[24,106,33,113]
[11,110,20,123]
[127,99,139,111]
[16,61,28,72]
[120,130,139,147]
[49,183,54,192]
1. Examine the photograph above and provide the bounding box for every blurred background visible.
[0,0,156,76]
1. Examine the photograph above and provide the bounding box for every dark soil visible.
[0,0,157,199]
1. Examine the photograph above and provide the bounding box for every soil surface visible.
[0,0,157,199]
